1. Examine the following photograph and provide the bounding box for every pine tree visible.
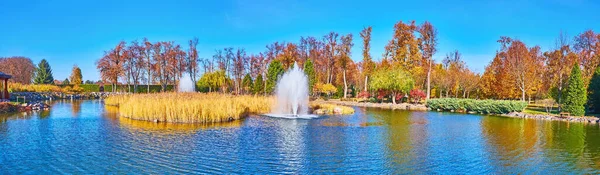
[303,58,316,93]
[253,74,264,95]
[563,63,587,116]
[587,65,600,114]
[266,60,284,94]
[62,78,70,85]
[33,59,54,84]
[70,65,83,85]
[242,73,253,94]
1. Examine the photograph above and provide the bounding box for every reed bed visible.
[104,93,274,123]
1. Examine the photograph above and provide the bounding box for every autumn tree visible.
[323,32,339,84]
[124,40,145,92]
[442,51,466,97]
[574,30,600,86]
[187,37,200,83]
[0,57,36,84]
[33,59,55,84]
[97,41,126,92]
[360,26,376,92]
[563,63,587,116]
[544,33,577,108]
[232,48,247,94]
[69,65,83,85]
[337,33,354,98]
[143,38,154,93]
[384,20,422,71]
[280,43,299,69]
[418,21,438,100]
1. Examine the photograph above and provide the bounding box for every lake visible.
[1,100,600,174]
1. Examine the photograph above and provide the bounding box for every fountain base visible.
[262,114,319,119]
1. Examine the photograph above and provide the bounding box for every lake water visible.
[1,100,600,174]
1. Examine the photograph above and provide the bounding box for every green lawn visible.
[523,106,559,116]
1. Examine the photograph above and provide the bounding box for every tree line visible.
[94,21,599,107]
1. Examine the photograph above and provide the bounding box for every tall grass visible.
[104,93,274,123]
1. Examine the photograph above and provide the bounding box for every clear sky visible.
[1,0,598,81]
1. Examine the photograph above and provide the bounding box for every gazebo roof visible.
[0,72,11,79]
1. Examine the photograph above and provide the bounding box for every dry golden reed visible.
[310,103,355,115]
[105,93,274,123]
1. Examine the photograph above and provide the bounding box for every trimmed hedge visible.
[427,98,527,114]
[58,84,175,93]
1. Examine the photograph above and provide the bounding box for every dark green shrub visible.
[427,98,527,114]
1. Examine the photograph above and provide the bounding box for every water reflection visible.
[1,101,600,173]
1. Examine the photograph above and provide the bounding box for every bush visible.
[427,98,527,114]
[409,89,426,103]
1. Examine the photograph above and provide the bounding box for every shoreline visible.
[318,99,600,124]
[316,100,428,111]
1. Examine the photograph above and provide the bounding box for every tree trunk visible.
[426,60,432,100]
[392,92,397,104]
[343,70,347,99]
[364,76,368,92]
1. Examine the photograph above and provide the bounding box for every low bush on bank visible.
[8,83,63,93]
[104,93,274,123]
[310,103,355,115]
[427,98,527,114]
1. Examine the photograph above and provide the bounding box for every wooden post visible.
[2,79,6,99]
[1,79,4,99]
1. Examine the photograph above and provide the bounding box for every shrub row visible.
[427,98,527,114]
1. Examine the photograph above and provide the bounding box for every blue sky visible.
[1,0,598,81]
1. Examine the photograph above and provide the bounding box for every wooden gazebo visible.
[0,72,11,100]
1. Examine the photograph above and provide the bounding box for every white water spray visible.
[178,74,195,92]
[266,62,317,119]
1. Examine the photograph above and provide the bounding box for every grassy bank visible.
[104,93,274,123]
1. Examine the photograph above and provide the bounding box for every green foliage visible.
[253,74,264,95]
[33,59,54,84]
[563,64,587,116]
[303,58,316,93]
[70,66,83,85]
[427,98,527,114]
[197,70,228,92]
[242,73,253,93]
[333,85,344,98]
[266,60,284,94]
[369,68,414,94]
[62,78,70,85]
[589,66,600,114]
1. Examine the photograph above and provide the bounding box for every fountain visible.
[265,62,318,119]
[178,74,195,92]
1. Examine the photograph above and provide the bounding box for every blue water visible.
[1,100,600,174]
